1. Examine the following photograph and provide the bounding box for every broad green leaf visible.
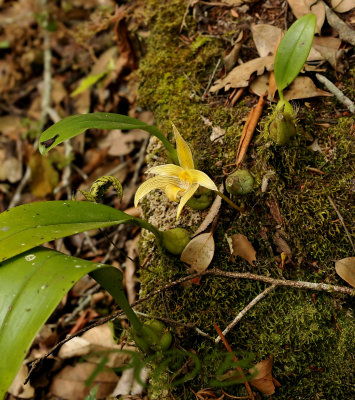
[0,201,161,263]
[38,113,178,163]
[274,14,316,95]
[0,247,126,399]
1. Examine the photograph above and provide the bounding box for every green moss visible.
[135,1,355,398]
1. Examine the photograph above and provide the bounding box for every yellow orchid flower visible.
[134,124,218,219]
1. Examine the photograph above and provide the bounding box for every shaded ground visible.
[0,0,354,399]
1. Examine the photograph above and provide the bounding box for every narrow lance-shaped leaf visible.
[274,14,316,98]
[0,247,133,399]
[38,113,178,164]
[0,201,162,262]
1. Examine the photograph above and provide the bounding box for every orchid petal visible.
[165,184,182,202]
[147,164,184,177]
[176,183,199,219]
[134,176,181,207]
[172,123,194,170]
[189,170,218,191]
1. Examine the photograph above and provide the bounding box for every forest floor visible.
[0,0,354,399]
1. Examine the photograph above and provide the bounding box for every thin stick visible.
[214,324,255,400]
[316,73,355,113]
[324,4,355,47]
[236,95,266,167]
[231,87,245,107]
[327,195,355,252]
[215,284,278,343]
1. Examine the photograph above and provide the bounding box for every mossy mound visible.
[136,1,355,398]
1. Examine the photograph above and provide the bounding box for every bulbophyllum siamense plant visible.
[0,112,243,397]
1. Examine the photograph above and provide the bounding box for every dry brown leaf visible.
[251,23,336,65]
[210,56,274,92]
[0,115,25,138]
[251,24,282,57]
[224,30,244,73]
[29,153,59,198]
[0,154,23,183]
[284,76,332,100]
[267,199,283,225]
[8,362,35,398]
[98,129,148,156]
[251,75,332,100]
[287,0,325,33]
[249,355,275,395]
[0,138,23,183]
[180,232,215,273]
[228,233,256,265]
[51,78,67,105]
[313,36,342,53]
[273,230,292,256]
[250,73,271,99]
[331,0,355,13]
[50,362,118,400]
[335,257,355,287]
[58,337,92,359]
[312,36,343,71]
[59,324,136,368]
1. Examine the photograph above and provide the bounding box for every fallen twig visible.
[316,73,355,113]
[215,284,278,343]
[231,87,245,107]
[324,3,355,46]
[236,95,266,167]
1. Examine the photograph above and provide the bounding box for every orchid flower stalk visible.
[134,124,241,219]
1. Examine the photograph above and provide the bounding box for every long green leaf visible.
[90,268,142,333]
[0,247,126,399]
[0,201,162,263]
[38,113,178,163]
[274,14,316,96]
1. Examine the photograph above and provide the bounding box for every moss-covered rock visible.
[136,1,355,398]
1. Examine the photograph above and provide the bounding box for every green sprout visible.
[271,14,317,144]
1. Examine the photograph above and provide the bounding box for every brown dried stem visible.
[214,324,255,400]
[236,95,266,167]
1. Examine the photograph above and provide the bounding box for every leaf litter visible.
[181,232,215,273]
[335,257,355,287]
[226,233,257,265]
